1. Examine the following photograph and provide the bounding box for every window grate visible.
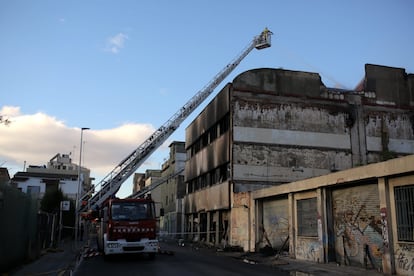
[395,185,414,242]
[297,197,318,237]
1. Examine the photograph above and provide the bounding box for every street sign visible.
[61,200,70,211]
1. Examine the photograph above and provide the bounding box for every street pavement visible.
[7,237,384,276]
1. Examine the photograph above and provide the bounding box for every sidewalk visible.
[216,250,384,276]
[9,239,85,276]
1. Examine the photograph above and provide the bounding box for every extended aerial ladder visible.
[80,28,272,212]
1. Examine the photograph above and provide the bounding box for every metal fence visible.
[0,183,40,272]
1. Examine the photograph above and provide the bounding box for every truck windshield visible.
[111,202,154,221]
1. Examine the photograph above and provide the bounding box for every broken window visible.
[210,125,217,142]
[219,164,228,183]
[218,113,230,136]
[202,132,209,147]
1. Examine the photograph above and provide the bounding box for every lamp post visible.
[75,127,89,245]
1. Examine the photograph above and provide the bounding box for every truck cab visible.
[96,197,158,259]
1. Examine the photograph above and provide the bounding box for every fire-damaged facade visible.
[252,155,414,275]
[182,64,414,273]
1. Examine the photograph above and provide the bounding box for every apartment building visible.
[11,153,92,201]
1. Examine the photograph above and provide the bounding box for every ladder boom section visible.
[81,29,272,212]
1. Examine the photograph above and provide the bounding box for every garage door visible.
[260,197,289,250]
[332,184,382,269]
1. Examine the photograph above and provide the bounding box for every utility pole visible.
[75,127,89,246]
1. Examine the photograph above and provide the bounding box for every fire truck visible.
[80,28,272,258]
[96,196,159,259]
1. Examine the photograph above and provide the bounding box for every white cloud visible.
[0,106,166,192]
[1,106,21,117]
[105,33,129,54]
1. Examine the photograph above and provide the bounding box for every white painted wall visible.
[16,177,78,200]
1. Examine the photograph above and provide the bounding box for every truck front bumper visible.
[104,238,159,255]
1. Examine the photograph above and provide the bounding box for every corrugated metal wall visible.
[332,184,383,269]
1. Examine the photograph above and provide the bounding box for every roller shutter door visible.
[261,198,289,250]
[332,184,382,269]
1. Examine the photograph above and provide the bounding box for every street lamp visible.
[75,127,89,245]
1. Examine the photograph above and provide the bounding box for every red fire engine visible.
[96,196,158,259]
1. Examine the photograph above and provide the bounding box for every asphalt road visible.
[74,242,289,276]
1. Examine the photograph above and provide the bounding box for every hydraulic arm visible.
[80,28,272,212]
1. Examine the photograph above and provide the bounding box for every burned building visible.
[183,64,414,251]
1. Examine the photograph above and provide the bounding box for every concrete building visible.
[142,169,162,212]
[158,141,186,239]
[11,153,92,201]
[183,63,414,254]
[252,155,414,275]
[133,142,186,239]
[132,172,145,194]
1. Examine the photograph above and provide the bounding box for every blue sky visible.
[1,0,413,198]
